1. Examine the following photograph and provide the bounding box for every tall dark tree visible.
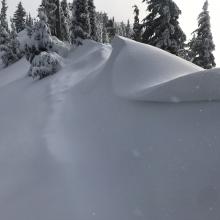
[0,1,22,67]
[55,0,62,39]
[106,17,116,42]
[0,0,8,31]
[25,13,34,28]
[125,19,132,38]
[0,20,23,66]
[88,0,97,41]
[60,0,71,42]
[40,0,62,39]
[189,0,215,69]
[142,0,186,55]
[96,12,109,43]
[61,0,70,18]
[13,1,26,33]
[0,0,10,60]
[71,0,90,45]
[115,21,126,37]
[132,5,142,42]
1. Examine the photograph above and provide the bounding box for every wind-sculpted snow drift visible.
[112,37,220,102]
[1,37,220,220]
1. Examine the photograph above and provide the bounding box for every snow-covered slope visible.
[0,37,220,220]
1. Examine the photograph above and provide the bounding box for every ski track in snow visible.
[44,43,112,162]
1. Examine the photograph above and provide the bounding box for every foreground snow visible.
[0,37,220,220]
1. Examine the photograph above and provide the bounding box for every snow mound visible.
[111,37,220,102]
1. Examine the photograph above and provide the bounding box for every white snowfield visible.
[0,36,220,220]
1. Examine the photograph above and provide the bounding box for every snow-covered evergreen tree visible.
[25,13,34,28]
[189,0,215,69]
[106,17,116,42]
[60,0,71,42]
[88,0,98,41]
[40,0,56,35]
[0,20,23,66]
[0,20,9,47]
[24,9,62,79]
[61,0,70,19]
[187,34,197,61]
[0,0,12,66]
[71,0,91,45]
[102,13,109,43]
[96,12,109,43]
[0,0,8,31]
[115,21,126,37]
[115,21,132,39]
[24,9,52,63]
[54,0,62,40]
[132,5,142,42]
[13,1,26,33]
[142,0,186,55]
[0,0,9,50]
[125,20,132,38]
[40,0,62,39]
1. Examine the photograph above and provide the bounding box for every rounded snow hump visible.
[111,36,220,103]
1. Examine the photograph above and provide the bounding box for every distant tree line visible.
[0,0,216,79]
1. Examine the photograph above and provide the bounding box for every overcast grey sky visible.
[6,0,220,66]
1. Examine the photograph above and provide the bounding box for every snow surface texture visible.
[0,37,220,220]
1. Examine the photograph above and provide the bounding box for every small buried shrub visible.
[28,51,63,79]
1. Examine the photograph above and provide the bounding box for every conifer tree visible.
[40,0,62,39]
[88,0,98,41]
[0,0,11,65]
[106,17,116,42]
[0,19,9,47]
[101,12,109,43]
[142,0,186,55]
[132,5,142,42]
[71,0,91,45]
[2,20,23,66]
[0,18,22,67]
[25,13,34,28]
[24,9,52,63]
[13,1,26,33]
[189,0,215,69]
[96,12,109,43]
[60,0,71,42]
[115,21,126,37]
[40,0,56,35]
[24,9,62,79]
[186,34,197,61]
[125,20,132,38]
[0,0,8,31]
[55,0,62,39]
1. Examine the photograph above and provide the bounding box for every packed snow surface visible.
[0,37,220,220]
